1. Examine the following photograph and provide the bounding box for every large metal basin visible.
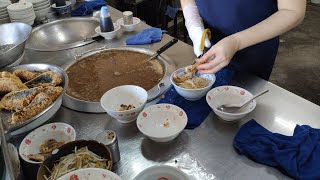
[0,23,32,68]
[26,17,99,51]
[62,47,176,113]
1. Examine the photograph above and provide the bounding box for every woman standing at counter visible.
[181,0,306,80]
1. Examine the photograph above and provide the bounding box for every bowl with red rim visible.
[137,104,187,142]
[19,122,76,164]
[206,86,256,121]
[57,168,123,180]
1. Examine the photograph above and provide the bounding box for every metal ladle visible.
[217,90,269,113]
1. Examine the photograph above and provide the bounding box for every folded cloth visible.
[157,67,234,129]
[234,120,320,180]
[126,28,163,45]
[71,0,106,17]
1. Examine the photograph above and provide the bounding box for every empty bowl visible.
[95,23,121,40]
[137,104,187,142]
[116,17,140,32]
[58,168,123,180]
[206,86,256,121]
[133,165,189,180]
[51,1,71,15]
[19,122,76,164]
[100,85,148,123]
[171,67,216,101]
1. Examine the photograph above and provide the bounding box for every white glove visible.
[183,4,211,57]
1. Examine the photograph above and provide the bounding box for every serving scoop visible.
[217,90,269,113]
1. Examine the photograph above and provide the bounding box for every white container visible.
[206,86,256,122]
[100,85,148,123]
[116,17,140,32]
[137,104,187,142]
[171,67,216,101]
[95,23,120,40]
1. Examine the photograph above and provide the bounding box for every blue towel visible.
[71,0,106,17]
[157,67,235,129]
[234,120,320,180]
[126,28,163,45]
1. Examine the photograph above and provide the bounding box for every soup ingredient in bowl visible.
[176,76,210,89]
[119,104,135,111]
[45,146,111,180]
[27,139,65,162]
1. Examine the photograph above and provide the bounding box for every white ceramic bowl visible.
[206,86,256,121]
[171,67,216,101]
[95,23,121,40]
[58,168,123,180]
[116,17,140,32]
[0,13,8,19]
[133,165,189,180]
[100,85,148,124]
[33,2,50,11]
[137,104,187,142]
[0,17,10,24]
[19,122,76,164]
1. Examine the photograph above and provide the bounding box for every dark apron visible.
[195,0,279,80]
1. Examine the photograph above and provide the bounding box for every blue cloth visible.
[71,0,106,17]
[157,67,234,129]
[195,0,279,80]
[234,120,320,180]
[126,28,163,45]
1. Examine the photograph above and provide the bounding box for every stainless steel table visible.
[5,6,320,180]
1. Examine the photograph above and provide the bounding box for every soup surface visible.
[66,50,164,102]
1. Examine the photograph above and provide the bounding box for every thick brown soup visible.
[66,50,164,102]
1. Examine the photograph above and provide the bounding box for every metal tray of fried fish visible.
[0,64,68,136]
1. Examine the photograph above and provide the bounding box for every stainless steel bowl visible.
[26,17,99,51]
[0,23,32,68]
[0,64,68,136]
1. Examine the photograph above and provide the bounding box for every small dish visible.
[137,104,187,142]
[95,23,121,40]
[116,17,140,32]
[133,165,189,180]
[51,1,71,15]
[58,168,123,180]
[100,85,148,123]
[206,86,256,121]
[19,122,76,164]
[171,67,216,101]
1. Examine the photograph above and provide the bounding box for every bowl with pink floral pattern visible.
[137,104,187,142]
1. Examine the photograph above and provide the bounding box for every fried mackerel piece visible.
[0,71,28,94]
[43,86,63,101]
[10,92,52,124]
[0,87,43,111]
[13,69,41,81]
[25,71,62,88]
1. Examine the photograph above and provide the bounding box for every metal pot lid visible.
[26,17,99,52]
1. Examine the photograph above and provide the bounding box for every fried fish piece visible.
[0,77,28,94]
[25,71,62,88]
[13,69,40,81]
[10,92,52,124]
[0,71,21,81]
[0,87,43,111]
[43,86,63,101]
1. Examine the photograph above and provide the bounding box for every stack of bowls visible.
[0,0,11,24]
[27,0,50,21]
[7,1,35,25]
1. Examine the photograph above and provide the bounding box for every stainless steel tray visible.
[0,64,68,136]
[62,47,176,113]
[26,17,99,52]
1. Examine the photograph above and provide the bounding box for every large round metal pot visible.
[62,47,176,113]
[0,23,32,68]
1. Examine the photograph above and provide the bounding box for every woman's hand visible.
[197,35,240,74]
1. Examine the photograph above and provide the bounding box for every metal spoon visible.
[217,90,269,113]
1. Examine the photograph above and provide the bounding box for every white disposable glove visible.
[183,4,211,57]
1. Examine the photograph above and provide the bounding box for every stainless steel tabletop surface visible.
[6,6,320,180]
